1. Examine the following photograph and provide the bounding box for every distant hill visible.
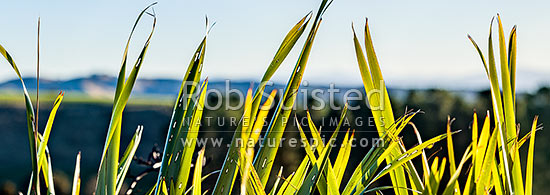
[0,74,360,96]
[0,75,272,97]
[0,75,486,103]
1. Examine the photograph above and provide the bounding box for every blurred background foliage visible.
[0,86,548,194]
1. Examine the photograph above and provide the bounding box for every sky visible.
[0,0,549,91]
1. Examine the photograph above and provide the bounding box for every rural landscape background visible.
[1,77,549,193]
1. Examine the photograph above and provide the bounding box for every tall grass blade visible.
[277,159,310,195]
[334,130,353,185]
[213,11,310,195]
[0,43,39,195]
[445,117,460,194]
[173,80,209,194]
[442,146,472,195]
[362,132,453,193]
[35,19,41,195]
[192,148,206,195]
[72,152,81,195]
[476,128,498,194]
[497,14,524,195]
[96,3,156,194]
[342,112,417,195]
[253,0,332,187]
[116,126,143,193]
[508,26,517,104]
[44,148,55,195]
[353,19,411,195]
[491,158,505,195]
[524,116,538,195]
[155,33,208,194]
[34,92,63,194]
[296,130,337,195]
[268,167,284,195]
[496,15,518,143]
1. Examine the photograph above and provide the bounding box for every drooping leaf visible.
[0,41,39,195]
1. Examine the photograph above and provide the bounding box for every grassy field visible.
[0,91,175,106]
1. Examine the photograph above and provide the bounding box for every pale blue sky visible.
[0,0,549,90]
